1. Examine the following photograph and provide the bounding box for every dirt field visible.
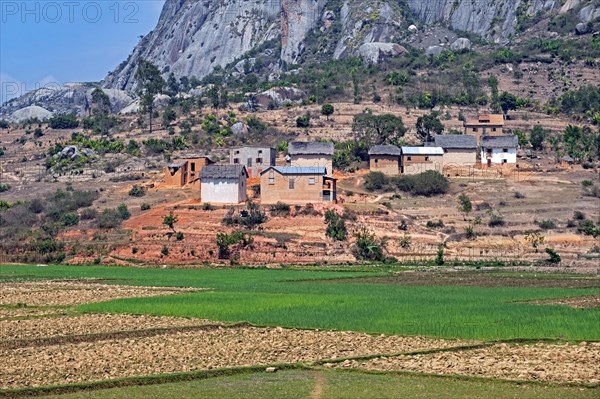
[335,342,600,384]
[0,280,202,306]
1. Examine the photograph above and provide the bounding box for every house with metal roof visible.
[200,164,248,204]
[433,135,477,167]
[480,135,518,167]
[400,147,444,175]
[463,114,504,144]
[163,155,214,188]
[288,141,334,174]
[368,145,401,175]
[259,166,336,204]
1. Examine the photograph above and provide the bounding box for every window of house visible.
[247,158,252,167]
[492,127,497,132]
[258,150,262,154]
[289,178,295,189]
[256,158,263,164]
[503,148,508,152]
[308,177,315,185]
[233,158,240,164]
[407,156,412,161]
[503,159,507,163]
[473,128,478,132]
[234,150,239,155]
[268,171,275,185]
[190,163,196,172]
[425,156,429,161]
[374,159,378,163]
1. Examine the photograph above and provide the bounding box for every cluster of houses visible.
[163,114,517,204]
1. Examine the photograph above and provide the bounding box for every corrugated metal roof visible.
[480,135,518,148]
[368,145,401,156]
[260,166,327,175]
[288,141,334,155]
[434,134,477,149]
[167,161,187,168]
[401,146,444,155]
[200,164,247,179]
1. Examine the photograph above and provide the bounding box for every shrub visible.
[465,224,476,239]
[117,204,130,220]
[573,211,586,220]
[201,203,215,211]
[296,114,310,128]
[128,185,145,197]
[545,247,561,264]
[426,220,444,228]
[175,232,184,241]
[364,171,387,191]
[0,184,11,192]
[163,211,178,231]
[49,113,79,129]
[222,201,266,228]
[28,199,44,214]
[270,202,291,217]
[60,212,79,226]
[216,231,253,259]
[324,210,347,241]
[488,213,505,227]
[352,227,385,261]
[140,203,151,211]
[408,171,449,196]
[537,219,556,230]
[399,234,411,249]
[514,191,526,199]
[80,208,98,220]
[96,209,123,229]
[161,246,169,256]
[577,220,600,238]
[435,244,445,266]
[582,180,594,187]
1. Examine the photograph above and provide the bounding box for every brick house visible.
[230,146,276,178]
[400,147,444,175]
[163,156,214,188]
[288,142,334,174]
[368,145,401,175]
[260,166,337,204]
[480,135,518,167]
[463,114,504,144]
[433,135,477,167]
[200,165,248,204]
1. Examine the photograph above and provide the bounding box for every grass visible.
[1,265,599,340]
[35,369,600,399]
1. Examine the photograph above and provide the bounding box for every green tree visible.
[487,75,499,103]
[458,193,472,220]
[90,88,111,115]
[498,91,518,118]
[219,88,229,109]
[321,103,334,120]
[352,113,406,146]
[525,231,545,253]
[163,211,178,232]
[135,60,165,134]
[415,111,444,143]
[545,247,561,264]
[435,243,445,265]
[296,114,311,128]
[162,107,177,128]
[166,73,179,96]
[530,125,549,150]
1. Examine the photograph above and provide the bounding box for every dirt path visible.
[310,371,326,399]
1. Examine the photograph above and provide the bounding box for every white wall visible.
[481,148,517,165]
[201,178,244,203]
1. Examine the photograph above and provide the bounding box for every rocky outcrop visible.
[450,38,472,52]
[281,0,326,64]
[9,105,53,123]
[357,42,407,66]
[253,87,307,108]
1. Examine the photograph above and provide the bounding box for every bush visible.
[175,232,184,241]
[28,199,44,214]
[537,219,556,230]
[117,204,130,220]
[128,185,145,197]
[140,203,151,211]
[573,211,586,220]
[49,113,79,129]
[222,201,266,228]
[488,213,505,227]
[364,172,387,191]
[426,220,444,228]
[582,180,593,187]
[0,184,10,192]
[352,227,385,261]
[161,246,169,256]
[270,202,291,217]
[545,247,561,264]
[60,212,79,226]
[96,208,123,229]
[435,244,445,266]
[80,208,98,220]
[406,171,449,196]
[577,220,600,238]
[216,231,253,259]
[296,114,310,128]
[514,191,526,199]
[324,210,347,241]
[201,203,215,211]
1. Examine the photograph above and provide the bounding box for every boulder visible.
[81,148,96,157]
[450,38,472,52]
[231,122,249,136]
[59,145,81,160]
[575,22,591,35]
[425,45,445,57]
[119,94,171,115]
[253,87,307,108]
[9,105,53,123]
[408,24,418,33]
[357,42,408,66]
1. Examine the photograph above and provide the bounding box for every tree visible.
[208,86,220,109]
[530,125,548,150]
[545,247,561,264]
[296,114,310,128]
[498,91,517,118]
[163,211,178,233]
[351,227,386,261]
[321,103,334,120]
[49,114,79,129]
[135,60,165,134]
[563,125,599,162]
[415,111,444,143]
[324,210,347,241]
[352,113,406,147]
[90,88,111,115]
[219,88,229,109]
[162,107,177,128]
[487,75,499,102]
[435,243,445,265]
[525,231,544,253]
[458,193,472,220]
[166,73,179,96]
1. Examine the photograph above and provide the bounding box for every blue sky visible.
[0,0,165,103]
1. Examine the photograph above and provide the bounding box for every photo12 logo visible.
[1,1,140,24]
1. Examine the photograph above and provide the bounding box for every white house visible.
[200,165,248,204]
[480,135,518,166]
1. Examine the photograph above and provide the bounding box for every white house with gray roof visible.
[200,165,248,204]
[288,141,334,174]
[433,135,478,167]
[480,135,518,166]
